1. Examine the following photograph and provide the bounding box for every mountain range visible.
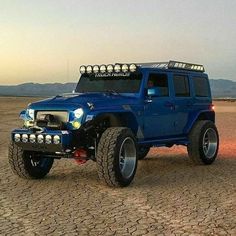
[0,79,235,98]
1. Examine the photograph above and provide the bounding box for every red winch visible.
[73,149,87,164]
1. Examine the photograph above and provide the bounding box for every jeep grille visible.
[36,111,69,123]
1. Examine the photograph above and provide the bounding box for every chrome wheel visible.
[202,128,218,159]
[119,137,136,179]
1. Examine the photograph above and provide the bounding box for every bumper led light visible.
[29,134,36,143]
[53,135,60,144]
[45,135,52,144]
[14,134,21,142]
[37,134,44,144]
[22,134,28,143]
[122,64,129,72]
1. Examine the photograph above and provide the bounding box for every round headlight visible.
[121,64,129,72]
[53,135,60,144]
[129,64,137,72]
[29,134,36,143]
[74,108,84,119]
[80,65,86,74]
[114,64,121,73]
[45,135,52,144]
[93,65,99,73]
[14,134,21,142]
[27,109,35,120]
[22,134,28,143]
[37,134,44,144]
[107,64,114,73]
[86,65,93,74]
[100,65,106,73]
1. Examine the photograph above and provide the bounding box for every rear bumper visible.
[11,129,72,152]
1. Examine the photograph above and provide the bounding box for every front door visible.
[144,73,176,139]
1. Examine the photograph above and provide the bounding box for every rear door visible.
[172,74,193,135]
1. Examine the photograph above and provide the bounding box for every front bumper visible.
[11,129,72,152]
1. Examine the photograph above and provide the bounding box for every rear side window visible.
[193,77,210,97]
[173,75,190,97]
[148,73,169,96]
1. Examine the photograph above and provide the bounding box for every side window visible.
[147,73,169,97]
[173,75,190,97]
[193,77,210,97]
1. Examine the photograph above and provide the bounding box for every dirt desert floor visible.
[0,97,235,236]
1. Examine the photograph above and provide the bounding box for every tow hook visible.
[73,149,88,165]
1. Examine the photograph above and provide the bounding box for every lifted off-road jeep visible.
[9,61,219,187]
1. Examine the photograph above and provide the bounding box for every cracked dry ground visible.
[0,97,235,236]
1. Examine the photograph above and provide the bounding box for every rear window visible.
[173,75,190,97]
[193,77,210,97]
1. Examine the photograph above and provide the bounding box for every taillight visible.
[210,104,215,111]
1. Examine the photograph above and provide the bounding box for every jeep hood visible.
[28,93,139,111]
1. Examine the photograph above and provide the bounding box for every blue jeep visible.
[9,61,219,187]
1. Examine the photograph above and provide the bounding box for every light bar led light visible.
[93,65,99,73]
[107,64,114,73]
[121,64,129,72]
[100,65,107,73]
[80,66,86,74]
[114,64,121,72]
[129,64,137,72]
[86,65,93,74]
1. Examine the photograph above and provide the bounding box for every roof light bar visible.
[79,63,138,74]
[168,61,205,72]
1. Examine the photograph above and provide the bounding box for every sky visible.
[0,0,236,85]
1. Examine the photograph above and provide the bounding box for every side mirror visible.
[19,110,26,119]
[147,88,160,97]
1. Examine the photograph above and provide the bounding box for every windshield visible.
[75,72,142,93]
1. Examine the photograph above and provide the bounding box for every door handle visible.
[164,101,175,110]
[186,101,193,107]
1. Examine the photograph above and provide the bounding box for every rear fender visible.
[185,110,215,134]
